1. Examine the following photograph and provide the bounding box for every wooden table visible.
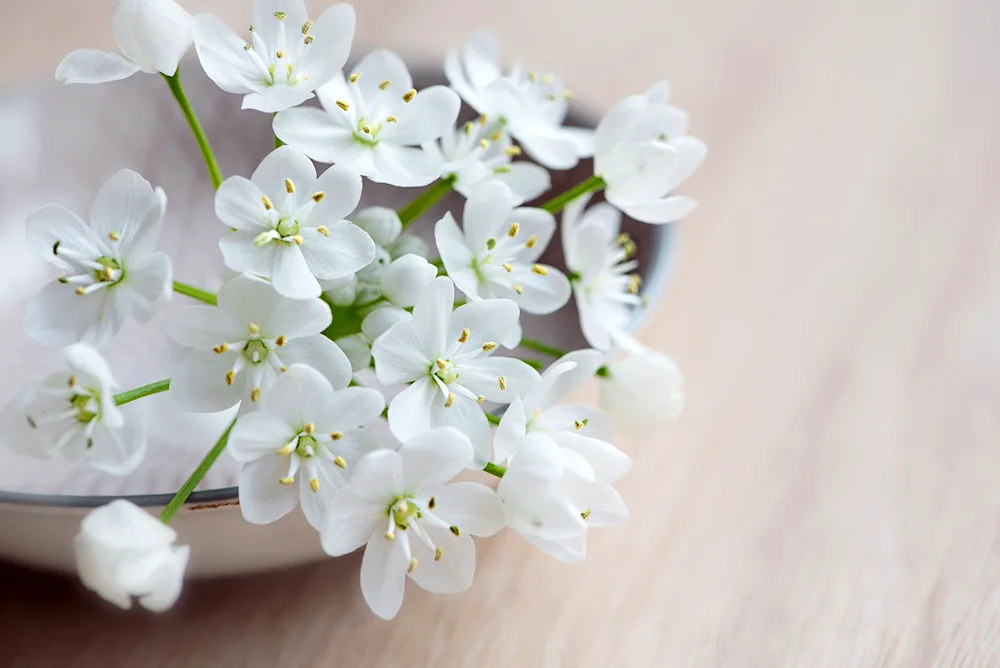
[4,0,1000,665]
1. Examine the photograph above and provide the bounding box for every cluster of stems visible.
[130,72,597,522]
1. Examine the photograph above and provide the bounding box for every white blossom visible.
[321,428,504,619]
[74,500,189,612]
[595,81,706,224]
[227,364,384,530]
[371,276,538,465]
[359,254,439,341]
[166,275,351,413]
[495,349,630,483]
[435,182,570,315]
[423,119,549,205]
[444,30,593,169]
[56,0,192,84]
[216,145,376,300]
[561,194,642,351]
[193,1,355,113]
[274,49,461,187]
[597,339,684,432]
[0,344,146,475]
[497,435,627,563]
[24,169,172,348]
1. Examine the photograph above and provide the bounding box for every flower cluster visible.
[5,0,702,617]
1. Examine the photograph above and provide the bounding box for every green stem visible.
[398,176,455,228]
[160,419,236,524]
[114,379,170,406]
[482,462,506,478]
[163,71,224,190]
[519,337,569,359]
[173,281,217,306]
[541,175,606,215]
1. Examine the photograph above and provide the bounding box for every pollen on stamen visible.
[434,546,443,562]
[58,276,68,283]
[74,287,86,295]
[261,195,273,210]
[490,131,502,142]
[493,165,512,174]
[276,50,286,59]
[279,476,295,486]
[285,178,295,194]
[574,418,589,430]
[212,343,229,354]
[477,395,485,404]
[512,284,524,294]
[436,358,448,369]
[507,222,520,237]
[274,335,287,347]
[273,11,287,19]
[532,265,548,275]
[244,42,252,51]
[361,124,373,134]
[225,370,236,385]
[449,525,461,536]
[316,225,329,236]
[102,266,115,281]
[249,322,261,335]
[277,442,294,456]
[280,365,288,372]
[379,79,391,91]
[486,237,497,250]
[329,430,344,441]
[479,139,490,150]
[502,263,512,272]
[384,529,395,540]
[505,146,522,157]
[581,509,591,519]
[445,393,455,408]
[528,71,538,82]
[334,455,347,469]
[525,235,538,249]
[301,19,314,34]
[108,231,120,241]
[482,341,498,352]
[458,328,470,343]
[498,376,507,391]
[303,422,315,435]
[479,114,488,125]
[250,387,262,402]
[408,558,418,573]
[309,478,320,492]
[463,122,475,136]
[312,191,326,203]
[386,116,398,123]
[402,88,416,103]
[428,496,436,509]
[349,72,360,83]
[303,35,314,45]
[68,374,77,388]
[291,235,304,245]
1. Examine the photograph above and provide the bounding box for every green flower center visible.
[433,359,460,384]
[390,497,420,529]
[243,339,269,364]
[276,218,299,237]
[295,434,318,458]
[93,256,122,283]
[70,393,98,423]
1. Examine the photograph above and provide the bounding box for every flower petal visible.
[493,394,527,464]
[297,2,355,87]
[23,282,118,348]
[457,356,539,404]
[322,387,386,432]
[273,107,359,165]
[494,162,551,205]
[424,393,492,467]
[251,145,318,206]
[380,254,438,308]
[169,350,241,413]
[361,305,411,342]
[399,427,473,494]
[623,195,699,224]
[515,127,580,170]
[88,169,157,246]
[259,363,334,428]
[434,213,477,298]
[523,531,587,563]
[192,13,258,94]
[299,222,376,280]
[275,335,352,391]
[371,321,432,386]
[238,455,301,524]
[411,276,454,359]
[336,334,372,372]
[370,144,441,188]
[131,0,192,76]
[120,252,172,323]
[431,481,504,537]
[462,181,515,253]
[505,264,571,315]
[407,526,475,594]
[299,459,348,531]
[55,49,142,85]
[540,349,604,406]
[216,176,273,231]
[550,431,631,484]
[26,204,102,262]
[386,376,438,441]
[219,230,279,279]
[462,29,501,89]
[382,86,460,146]
[561,472,629,527]
[350,449,404,502]
[228,411,297,462]
[448,298,520,355]
[166,304,241,350]
[360,526,408,620]
[272,244,321,298]
[353,49,412,102]
[321,489,384,556]
[310,164,362,222]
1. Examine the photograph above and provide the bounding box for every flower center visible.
[355,117,383,143]
[276,217,299,237]
[390,497,420,529]
[245,13,315,87]
[295,434,318,458]
[93,256,122,283]
[243,339,269,365]
[70,393,99,423]
[433,359,460,384]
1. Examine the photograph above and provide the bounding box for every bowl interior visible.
[0,61,674,504]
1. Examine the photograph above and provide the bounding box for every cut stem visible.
[398,176,456,228]
[114,379,170,406]
[541,174,606,215]
[482,462,506,478]
[173,281,217,306]
[162,70,224,190]
[519,337,569,359]
[160,419,237,524]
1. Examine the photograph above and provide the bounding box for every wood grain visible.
[4,0,1000,666]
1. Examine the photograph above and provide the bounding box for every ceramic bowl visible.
[0,63,677,577]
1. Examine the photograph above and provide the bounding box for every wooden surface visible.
[3,0,1000,666]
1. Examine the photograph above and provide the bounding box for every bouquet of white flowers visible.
[8,0,702,619]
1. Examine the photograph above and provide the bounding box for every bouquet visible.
[6,0,703,619]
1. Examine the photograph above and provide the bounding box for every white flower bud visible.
[598,346,684,432]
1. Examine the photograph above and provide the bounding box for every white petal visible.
[349,449,404,502]
[272,244,321,298]
[561,472,629,527]
[431,482,504,537]
[120,252,172,323]
[515,127,580,170]
[361,305,411,342]
[88,418,146,476]
[458,356,539,404]
[323,387,386,432]
[136,545,189,612]
[311,164,363,221]
[25,204,101,262]
[462,181,515,252]
[400,427,473,494]
[389,233,430,260]
[299,459,348,531]
[23,281,109,347]
[541,349,604,406]
[623,195,698,224]
[131,0,193,76]
[336,334,372,372]
[407,526,475,594]
[353,206,402,247]
[79,499,176,550]
[494,162,550,205]
[273,107,358,164]
[603,141,678,206]
[259,364,334,428]
[191,13,258,94]
[561,126,595,157]
[523,531,587,563]
[218,230,278,279]
[538,403,613,441]
[245,87,318,113]
[506,206,556,264]
[553,432,631,484]
[299,222,376,280]
[386,376,438,441]
[411,276,454,359]
[424,393,493,467]
[227,411,296,463]
[353,48,412,101]
[370,144,441,188]
[166,304,239,350]
[462,30,501,88]
[381,254,438,307]
[169,350,241,412]
[360,526,408,620]
[238,455,301,524]
[215,176,273,231]
[371,321,432,386]
[251,146,318,204]
[505,264,571,315]
[434,212,477,298]
[253,0,308,48]
[383,86,460,146]
[297,2,355,87]
[493,394,527,464]
[321,489,384,556]
[55,49,141,85]
[276,335,352,391]
[448,298,520,354]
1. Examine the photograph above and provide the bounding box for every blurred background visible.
[3,0,1000,665]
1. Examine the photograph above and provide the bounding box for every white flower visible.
[0,344,146,475]
[192,1,355,113]
[24,169,173,348]
[495,349,630,483]
[561,194,642,351]
[321,428,504,620]
[497,436,627,563]
[435,182,570,315]
[274,49,461,187]
[595,81,706,224]
[359,254,439,342]
[166,275,351,413]
[371,276,538,465]
[228,364,384,531]
[597,340,684,432]
[444,30,593,169]
[74,500,189,612]
[56,0,192,84]
[423,119,550,205]
[216,146,376,300]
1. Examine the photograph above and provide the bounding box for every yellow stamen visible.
[502,263,512,273]
[361,124,373,134]
[463,122,475,136]
[581,509,591,519]
[276,50,285,59]
[336,99,349,111]
[301,19,314,34]
[402,88,416,103]
[436,358,448,369]
[277,442,294,456]
[528,71,538,81]
[249,322,261,334]
[482,341,498,352]
[574,419,588,430]
[428,497,436,509]
[312,191,326,203]
[408,558,418,573]
[479,114,488,125]
[291,235,304,245]
[505,146,522,157]
[102,266,115,281]
[458,328,470,343]
[507,222,520,237]
[279,476,295,485]
[498,376,507,391]
[542,74,554,84]
[316,225,329,236]
[331,431,343,440]
[303,35,314,45]
[479,139,490,150]
[490,131,502,142]
[434,546,443,562]
[525,235,538,249]
[334,455,347,469]
[108,231,120,241]
[349,72,360,83]
[477,395,485,404]
[384,530,395,540]
[513,285,524,294]
[250,387,262,402]
[445,393,455,408]
[213,343,229,354]
[225,370,236,385]
[379,79,391,91]
[386,116,398,123]
[450,525,461,536]
[280,365,288,372]
[68,374,77,387]
[308,478,320,492]
[532,264,548,275]
[261,195,273,210]
[303,422,314,434]
[75,287,86,295]
[273,11,287,19]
